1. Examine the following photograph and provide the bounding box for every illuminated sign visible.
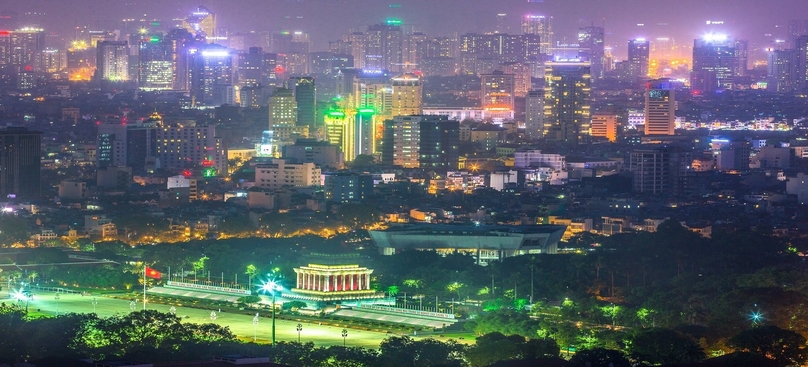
[201,50,230,57]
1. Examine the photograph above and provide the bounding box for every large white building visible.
[96,41,130,81]
[255,159,321,189]
[514,150,566,170]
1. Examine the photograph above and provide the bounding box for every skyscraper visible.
[691,35,738,93]
[96,41,130,81]
[268,88,297,129]
[481,70,516,120]
[419,116,460,170]
[768,49,799,93]
[0,27,45,70]
[525,89,544,139]
[189,44,234,107]
[391,73,423,117]
[183,5,216,42]
[796,35,808,92]
[292,77,316,129]
[365,22,403,72]
[543,61,591,144]
[629,146,690,195]
[165,29,195,91]
[628,38,650,81]
[522,15,553,55]
[578,26,605,80]
[0,127,41,199]
[138,34,173,90]
[644,79,676,136]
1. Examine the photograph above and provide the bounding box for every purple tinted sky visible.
[5,0,807,57]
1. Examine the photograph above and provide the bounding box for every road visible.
[2,290,395,349]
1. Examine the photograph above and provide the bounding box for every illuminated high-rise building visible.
[268,87,297,129]
[402,32,426,72]
[578,26,605,79]
[391,73,422,116]
[292,77,316,129]
[189,44,234,106]
[481,70,515,120]
[591,113,618,142]
[691,35,738,93]
[628,38,650,81]
[183,5,216,42]
[165,29,195,91]
[525,89,544,139]
[138,34,173,90]
[236,47,264,87]
[788,19,808,47]
[0,27,45,70]
[271,31,309,75]
[353,69,392,116]
[500,62,532,97]
[0,127,42,199]
[543,61,591,144]
[644,79,675,136]
[39,48,62,73]
[767,49,799,93]
[365,22,403,72]
[348,32,368,69]
[796,35,808,92]
[521,15,552,55]
[380,115,458,169]
[96,41,130,81]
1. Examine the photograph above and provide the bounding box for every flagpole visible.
[143,264,146,311]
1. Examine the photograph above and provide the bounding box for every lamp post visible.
[54,293,60,315]
[252,313,259,342]
[296,323,303,343]
[341,328,348,347]
[92,297,98,314]
[129,300,136,312]
[260,280,282,345]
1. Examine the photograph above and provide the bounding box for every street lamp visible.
[259,280,282,345]
[296,323,303,343]
[54,293,60,315]
[252,313,260,342]
[210,311,217,322]
[342,328,348,347]
[92,297,98,314]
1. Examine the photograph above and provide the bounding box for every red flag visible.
[145,267,162,279]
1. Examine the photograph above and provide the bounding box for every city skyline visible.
[2,0,807,59]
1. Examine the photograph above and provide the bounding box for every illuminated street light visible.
[259,279,283,344]
[749,310,764,325]
[92,297,98,314]
[54,293,60,315]
[342,328,348,347]
[252,313,259,342]
[296,323,303,343]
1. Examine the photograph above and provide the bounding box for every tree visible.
[569,348,631,367]
[379,336,465,367]
[728,326,808,367]
[466,332,525,366]
[629,328,705,365]
[351,154,376,168]
[387,285,400,297]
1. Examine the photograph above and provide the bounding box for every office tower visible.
[402,32,426,72]
[308,52,353,75]
[691,35,737,93]
[0,127,41,199]
[391,73,422,116]
[365,22,403,72]
[591,113,618,142]
[768,49,799,93]
[788,20,808,47]
[735,39,748,77]
[189,44,234,107]
[353,69,392,116]
[354,108,375,157]
[628,38,650,81]
[268,88,297,129]
[183,5,216,41]
[96,41,130,81]
[525,90,544,139]
[0,27,45,70]
[629,146,690,195]
[138,34,173,90]
[237,47,264,87]
[543,61,591,144]
[381,115,458,169]
[39,48,61,73]
[97,116,160,173]
[481,70,516,120]
[323,172,374,203]
[797,36,808,92]
[165,29,195,91]
[495,13,508,34]
[522,15,553,55]
[285,32,310,75]
[644,79,676,135]
[157,122,226,174]
[292,77,316,129]
[348,32,368,69]
[578,26,605,79]
[325,107,353,161]
[419,116,460,170]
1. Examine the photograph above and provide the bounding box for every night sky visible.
[5,0,807,58]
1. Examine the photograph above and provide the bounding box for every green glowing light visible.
[358,108,375,114]
[203,167,216,178]
[386,18,403,26]
[328,111,345,117]
[149,37,160,43]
